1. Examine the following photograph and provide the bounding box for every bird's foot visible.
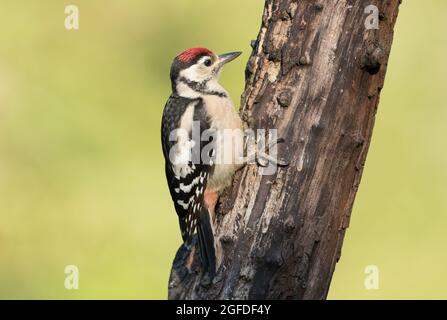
[245,136,289,167]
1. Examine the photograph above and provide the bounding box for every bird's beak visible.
[218,52,242,66]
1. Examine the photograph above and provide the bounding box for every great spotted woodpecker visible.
[161,48,244,276]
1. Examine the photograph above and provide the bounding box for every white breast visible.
[203,94,244,193]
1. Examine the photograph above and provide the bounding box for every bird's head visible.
[170,48,241,95]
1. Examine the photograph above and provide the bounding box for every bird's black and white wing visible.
[161,95,216,274]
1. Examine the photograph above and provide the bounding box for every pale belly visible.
[208,135,244,193]
[203,95,244,193]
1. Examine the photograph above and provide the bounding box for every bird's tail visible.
[197,207,216,277]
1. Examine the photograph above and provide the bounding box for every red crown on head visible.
[176,48,213,62]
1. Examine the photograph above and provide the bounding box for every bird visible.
[161,48,245,276]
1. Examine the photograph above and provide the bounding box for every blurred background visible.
[0,1,445,299]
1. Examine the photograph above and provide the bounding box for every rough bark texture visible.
[168,0,400,299]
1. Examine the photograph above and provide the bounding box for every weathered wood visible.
[168,0,400,299]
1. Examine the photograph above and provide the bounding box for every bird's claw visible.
[255,137,289,167]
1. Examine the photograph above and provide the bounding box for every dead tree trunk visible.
[168,0,400,299]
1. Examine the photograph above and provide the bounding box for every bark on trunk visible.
[168,0,400,299]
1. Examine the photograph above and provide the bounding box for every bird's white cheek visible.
[180,65,211,82]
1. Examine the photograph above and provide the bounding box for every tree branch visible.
[168,0,400,299]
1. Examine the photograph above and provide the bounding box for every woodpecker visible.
[161,48,244,276]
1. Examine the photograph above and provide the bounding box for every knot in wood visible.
[277,91,292,108]
[361,43,385,75]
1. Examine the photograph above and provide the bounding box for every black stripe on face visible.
[178,77,228,98]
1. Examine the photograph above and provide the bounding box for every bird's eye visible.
[204,59,212,67]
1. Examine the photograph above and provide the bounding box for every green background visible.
[0,1,445,299]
